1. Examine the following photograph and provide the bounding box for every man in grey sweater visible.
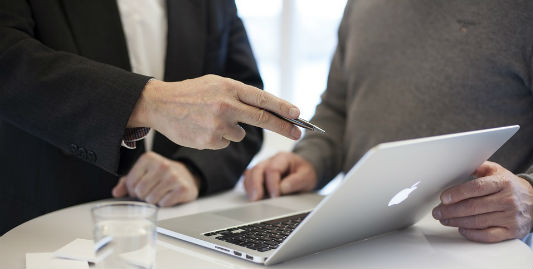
[245,0,533,243]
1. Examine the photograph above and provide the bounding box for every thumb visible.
[280,170,312,195]
[112,177,128,197]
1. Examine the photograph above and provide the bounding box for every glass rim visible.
[91,201,158,214]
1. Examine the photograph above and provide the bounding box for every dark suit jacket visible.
[0,0,263,235]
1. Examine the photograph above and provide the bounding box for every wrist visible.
[128,78,163,128]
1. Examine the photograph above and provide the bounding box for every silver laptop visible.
[158,125,519,265]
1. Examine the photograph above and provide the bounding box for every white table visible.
[1,189,532,268]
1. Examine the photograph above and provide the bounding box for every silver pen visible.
[270,111,326,133]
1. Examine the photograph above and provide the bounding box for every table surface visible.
[1,189,532,269]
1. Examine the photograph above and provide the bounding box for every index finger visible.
[440,176,504,205]
[244,164,267,201]
[235,82,300,119]
[264,154,291,198]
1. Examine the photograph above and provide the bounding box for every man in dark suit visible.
[0,0,302,235]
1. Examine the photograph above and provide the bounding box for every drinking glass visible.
[91,201,158,269]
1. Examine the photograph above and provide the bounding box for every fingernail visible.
[291,127,301,140]
[289,107,300,118]
[433,209,441,219]
[442,193,452,204]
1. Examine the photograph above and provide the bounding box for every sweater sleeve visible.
[292,0,353,189]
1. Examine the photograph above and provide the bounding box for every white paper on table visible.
[53,238,97,263]
[26,252,89,269]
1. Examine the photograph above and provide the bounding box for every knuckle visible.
[135,186,147,198]
[146,195,155,204]
[163,174,178,185]
[500,176,512,189]
[278,101,287,116]
[220,77,233,88]
[472,215,482,228]
[509,214,521,230]
[277,151,293,162]
[203,74,216,80]
[171,183,183,194]
[463,199,478,214]
[126,180,136,192]
[277,120,291,134]
[255,91,268,108]
[471,179,485,194]
[158,160,170,172]
[256,109,270,124]
[212,100,233,115]
[265,166,281,176]
[503,195,519,211]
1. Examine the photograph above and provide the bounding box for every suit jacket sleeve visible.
[292,1,354,189]
[0,0,151,175]
[171,1,263,195]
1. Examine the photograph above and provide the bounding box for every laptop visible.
[158,125,519,265]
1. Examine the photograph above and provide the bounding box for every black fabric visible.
[0,0,263,235]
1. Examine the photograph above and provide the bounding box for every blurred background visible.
[235,0,348,164]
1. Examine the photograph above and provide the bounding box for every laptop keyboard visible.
[204,212,310,252]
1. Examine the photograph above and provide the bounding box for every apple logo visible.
[388,181,420,206]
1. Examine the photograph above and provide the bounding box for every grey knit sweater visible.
[294,0,533,189]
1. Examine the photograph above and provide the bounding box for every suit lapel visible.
[164,0,206,81]
[61,0,131,71]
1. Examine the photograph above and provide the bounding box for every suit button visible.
[78,147,87,160]
[87,150,97,162]
[70,144,78,154]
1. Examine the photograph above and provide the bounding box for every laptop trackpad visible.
[213,203,294,223]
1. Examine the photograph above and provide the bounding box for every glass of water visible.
[91,201,158,269]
